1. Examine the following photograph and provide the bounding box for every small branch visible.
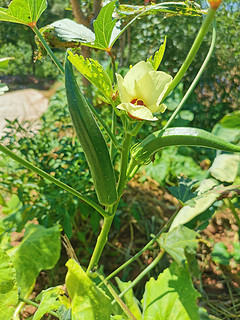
[0,143,107,218]
[19,297,60,318]
[32,26,64,75]
[70,0,88,25]
[163,19,217,130]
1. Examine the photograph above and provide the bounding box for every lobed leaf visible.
[7,223,61,298]
[0,248,18,320]
[167,176,198,205]
[159,225,198,265]
[68,51,113,101]
[141,261,201,320]
[0,0,47,26]
[65,259,112,320]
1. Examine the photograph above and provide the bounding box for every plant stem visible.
[19,297,60,318]
[163,19,217,130]
[117,132,132,198]
[86,130,133,276]
[100,207,180,284]
[86,213,115,276]
[162,8,216,101]
[109,50,117,159]
[96,272,137,320]
[112,249,165,304]
[0,143,107,218]
[32,25,64,75]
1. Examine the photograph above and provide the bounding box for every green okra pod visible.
[65,53,117,206]
[131,127,240,165]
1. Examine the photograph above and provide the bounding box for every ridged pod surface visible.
[65,54,117,206]
[131,127,240,164]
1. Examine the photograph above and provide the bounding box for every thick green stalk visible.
[32,25,64,75]
[164,19,217,130]
[0,144,107,218]
[86,213,115,276]
[162,8,216,101]
[112,250,165,304]
[86,131,133,275]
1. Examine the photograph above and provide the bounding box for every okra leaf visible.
[0,57,14,71]
[68,51,113,101]
[0,248,18,320]
[147,37,166,70]
[211,242,232,266]
[167,176,198,205]
[141,261,201,320]
[33,287,68,320]
[7,223,61,298]
[115,277,142,320]
[93,0,117,50]
[220,110,240,129]
[51,19,95,43]
[0,0,47,26]
[159,225,198,266]
[65,259,112,320]
[209,154,239,183]
[116,1,203,19]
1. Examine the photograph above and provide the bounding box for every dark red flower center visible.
[130,98,146,106]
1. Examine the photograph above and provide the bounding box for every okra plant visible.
[0,0,239,319]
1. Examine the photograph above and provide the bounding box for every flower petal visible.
[135,71,172,107]
[116,74,133,103]
[123,61,154,96]
[117,103,158,121]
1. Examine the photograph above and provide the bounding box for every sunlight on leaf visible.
[33,286,69,320]
[93,0,117,49]
[159,225,198,265]
[68,51,113,101]
[7,223,61,298]
[65,259,112,320]
[209,154,239,183]
[147,37,167,70]
[0,0,47,26]
[115,277,142,320]
[0,248,18,320]
[142,261,201,320]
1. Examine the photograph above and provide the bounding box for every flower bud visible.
[208,0,222,10]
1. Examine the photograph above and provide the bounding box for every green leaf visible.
[209,154,239,183]
[116,2,203,19]
[0,57,14,71]
[7,223,61,298]
[0,248,18,320]
[33,287,66,320]
[93,1,117,49]
[211,242,232,266]
[115,277,142,320]
[147,37,166,70]
[68,51,112,101]
[51,19,95,43]
[159,225,198,265]
[232,242,240,263]
[220,111,240,129]
[141,261,201,320]
[167,176,198,205]
[169,179,219,231]
[0,0,47,26]
[65,259,112,320]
